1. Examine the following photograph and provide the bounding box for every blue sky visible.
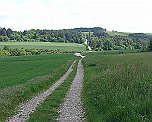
[0,0,151,33]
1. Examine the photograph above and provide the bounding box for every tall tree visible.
[0,28,7,36]
[149,37,152,51]
[6,28,12,37]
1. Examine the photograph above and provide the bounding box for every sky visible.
[0,0,152,33]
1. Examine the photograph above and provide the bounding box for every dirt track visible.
[57,59,85,122]
[6,61,76,122]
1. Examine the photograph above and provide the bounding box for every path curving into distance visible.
[6,60,76,122]
[57,59,85,122]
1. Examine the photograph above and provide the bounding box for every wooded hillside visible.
[0,27,151,50]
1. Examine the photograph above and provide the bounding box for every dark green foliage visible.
[0,36,9,42]
[72,27,106,32]
[148,36,152,51]
[6,28,13,37]
[0,46,78,56]
[128,33,148,38]
[0,28,7,36]
[3,45,10,50]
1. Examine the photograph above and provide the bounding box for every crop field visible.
[106,31,130,36]
[0,42,85,52]
[82,52,152,122]
[106,31,152,36]
[0,54,75,88]
[0,54,76,121]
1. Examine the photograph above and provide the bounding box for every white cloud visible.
[0,0,151,33]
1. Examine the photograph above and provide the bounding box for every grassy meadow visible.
[106,31,130,36]
[85,49,142,55]
[106,31,152,37]
[0,54,76,121]
[0,42,85,52]
[82,52,152,122]
[0,54,74,88]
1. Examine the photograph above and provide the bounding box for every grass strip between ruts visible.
[27,60,78,122]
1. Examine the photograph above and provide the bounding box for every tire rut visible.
[6,60,76,122]
[57,59,85,122]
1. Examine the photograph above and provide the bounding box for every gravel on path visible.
[57,59,85,122]
[6,60,76,122]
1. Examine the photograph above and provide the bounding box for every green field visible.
[107,31,152,37]
[0,42,85,52]
[146,33,152,35]
[82,52,152,122]
[0,54,75,88]
[106,31,130,36]
[1,48,152,122]
[0,54,76,121]
[83,49,142,55]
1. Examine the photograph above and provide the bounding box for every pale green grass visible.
[0,42,85,52]
[106,31,130,36]
[107,31,152,36]
[146,33,152,35]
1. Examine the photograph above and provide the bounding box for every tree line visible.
[0,27,151,51]
[0,45,73,56]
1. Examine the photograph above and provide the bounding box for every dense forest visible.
[0,27,151,51]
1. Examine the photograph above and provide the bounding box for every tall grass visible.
[82,52,152,122]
